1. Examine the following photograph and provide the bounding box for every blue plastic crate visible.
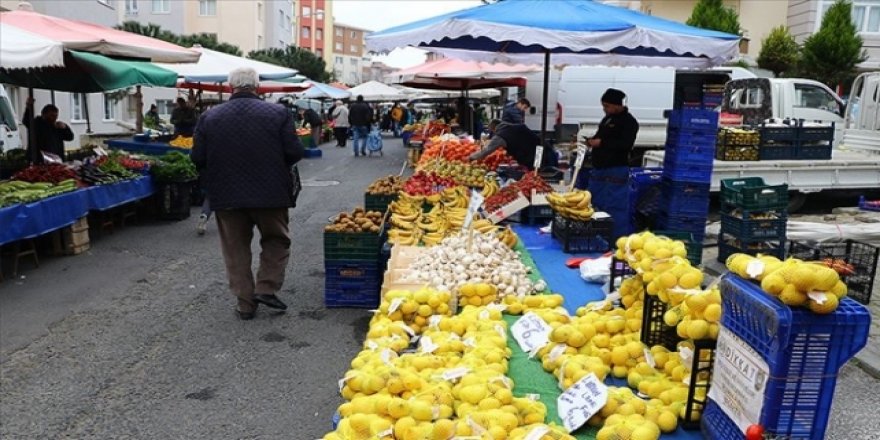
[665,128,717,151]
[796,143,832,160]
[661,179,711,216]
[325,261,380,285]
[719,212,787,241]
[629,167,664,214]
[759,144,796,161]
[656,211,707,238]
[664,143,716,169]
[519,204,555,225]
[707,274,871,440]
[660,158,713,183]
[325,283,380,308]
[668,109,719,131]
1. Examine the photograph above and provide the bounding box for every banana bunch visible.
[439,186,469,209]
[546,190,595,221]
[498,226,518,248]
[472,219,500,235]
[481,178,500,198]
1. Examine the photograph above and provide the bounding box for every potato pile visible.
[325,208,384,233]
[367,175,403,196]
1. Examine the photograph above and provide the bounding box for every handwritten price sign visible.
[511,312,551,355]
[557,373,608,432]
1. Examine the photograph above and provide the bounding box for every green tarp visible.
[0,50,177,93]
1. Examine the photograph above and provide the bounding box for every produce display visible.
[13,164,78,184]
[150,151,198,183]
[168,135,193,149]
[546,190,595,221]
[418,137,514,171]
[388,188,470,246]
[418,158,490,188]
[77,163,132,185]
[726,253,847,314]
[399,232,547,298]
[717,127,759,146]
[366,175,404,196]
[325,208,384,234]
[401,171,458,196]
[94,156,140,180]
[483,185,525,214]
[0,179,78,207]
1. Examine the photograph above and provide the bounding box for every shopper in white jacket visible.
[331,101,350,148]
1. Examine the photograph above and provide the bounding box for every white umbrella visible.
[156,46,298,82]
[298,81,352,100]
[347,81,407,101]
[0,25,65,69]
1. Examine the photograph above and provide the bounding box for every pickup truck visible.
[642,76,880,211]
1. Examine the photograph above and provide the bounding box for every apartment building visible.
[788,0,880,70]
[183,0,293,55]
[635,0,789,58]
[293,0,335,74]
[331,22,371,85]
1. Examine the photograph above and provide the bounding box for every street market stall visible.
[346,81,408,102]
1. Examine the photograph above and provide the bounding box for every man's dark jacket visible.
[591,108,639,169]
[496,123,541,170]
[191,93,304,210]
[22,109,73,162]
[348,102,373,127]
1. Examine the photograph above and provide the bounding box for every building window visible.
[155,99,173,116]
[257,3,262,21]
[350,44,358,53]
[316,49,323,57]
[151,0,169,13]
[335,42,343,51]
[124,0,138,15]
[302,6,311,17]
[316,9,324,20]
[103,94,117,121]
[822,0,880,33]
[302,27,310,38]
[336,28,343,37]
[351,31,357,39]
[316,29,323,40]
[335,56,343,65]
[199,0,216,16]
[350,58,358,66]
[71,94,85,121]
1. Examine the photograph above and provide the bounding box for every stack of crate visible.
[717,177,788,262]
[323,229,383,308]
[656,109,718,264]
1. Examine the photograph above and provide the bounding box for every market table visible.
[508,223,702,440]
[0,189,89,246]
[86,176,156,211]
[105,138,191,156]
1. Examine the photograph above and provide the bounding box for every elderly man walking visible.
[192,68,305,320]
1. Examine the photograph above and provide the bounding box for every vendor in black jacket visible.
[468,119,542,170]
[23,100,74,163]
[580,88,639,239]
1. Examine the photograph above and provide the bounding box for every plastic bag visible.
[579,255,613,284]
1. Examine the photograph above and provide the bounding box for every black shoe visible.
[254,294,287,310]
[237,310,255,320]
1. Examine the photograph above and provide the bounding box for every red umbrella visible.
[0,10,199,63]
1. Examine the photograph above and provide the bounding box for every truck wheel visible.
[788,191,806,213]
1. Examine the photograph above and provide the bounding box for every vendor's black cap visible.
[601,88,626,105]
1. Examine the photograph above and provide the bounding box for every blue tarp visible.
[0,190,89,246]
[87,176,156,211]
[106,139,190,156]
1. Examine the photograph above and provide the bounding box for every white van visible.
[0,85,24,153]
[555,66,757,148]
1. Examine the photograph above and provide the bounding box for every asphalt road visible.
[1,136,877,439]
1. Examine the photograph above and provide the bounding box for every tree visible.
[248,46,331,82]
[799,0,866,89]
[757,26,800,77]
[116,21,242,56]
[686,0,741,35]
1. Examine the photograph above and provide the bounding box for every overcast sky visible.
[333,0,483,68]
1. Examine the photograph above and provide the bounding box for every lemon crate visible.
[703,274,870,440]
[720,178,788,213]
[715,132,759,161]
[654,230,703,267]
[788,240,879,305]
[608,257,636,295]
[364,193,398,213]
[640,294,682,351]
[717,232,785,263]
[324,231,382,262]
[719,212,788,241]
[324,261,381,308]
[551,214,614,254]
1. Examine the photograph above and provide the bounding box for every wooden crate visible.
[62,217,90,255]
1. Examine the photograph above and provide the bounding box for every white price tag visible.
[557,373,609,433]
[533,145,544,170]
[388,297,404,314]
[441,367,471,381]
[463,189,485,230]
[575,145,586,168]
[807,291,827,304]
[511,312,552,354]
[745,260,765,279]
[420,336,438,354]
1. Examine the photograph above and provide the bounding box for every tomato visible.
[745,424,764,440]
